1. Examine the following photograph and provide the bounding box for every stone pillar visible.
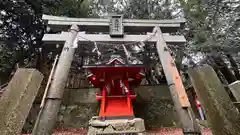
[32,24,79,135]
[153,26,200,134]
[0,69,43,135]
[188,65,240,135]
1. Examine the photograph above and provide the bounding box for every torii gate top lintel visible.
[43,14,186,33]
[42,14,187,45]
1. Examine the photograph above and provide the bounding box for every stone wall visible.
[57,85,180,128]
[133,85,180,128]
[23,85,183,132]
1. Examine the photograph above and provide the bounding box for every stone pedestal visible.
[0,68,43,135]
[87,116,145,135]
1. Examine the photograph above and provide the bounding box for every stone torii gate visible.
[33,14,201,134]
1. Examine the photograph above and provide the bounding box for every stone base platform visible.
[87,116,145,135]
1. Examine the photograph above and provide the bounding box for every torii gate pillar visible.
[32,25,79,135]
[154,26,201,134]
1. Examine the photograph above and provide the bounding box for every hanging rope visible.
[122,44,131,59]
[92,42,101,56]
[75,31,156,57]
[139,41,146,48]
[75,31,156,47]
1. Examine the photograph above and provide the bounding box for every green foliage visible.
[89,0,179,19]
[42,0,90,17]
[180,0,240,52]
[0,0,90,84]
[124,0,175,19]
[0,0,45,83]
[0,0,239,84]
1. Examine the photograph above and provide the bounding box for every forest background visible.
[0,0,240,87]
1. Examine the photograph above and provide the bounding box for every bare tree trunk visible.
[175,52,184,71]
[211,53,237,84]
[205,55,227,84]
[225,53,240,80]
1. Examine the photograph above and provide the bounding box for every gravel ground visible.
[22,128,212,135]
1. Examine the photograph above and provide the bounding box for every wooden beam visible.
[42,33,186,45]
[43,14,185,33]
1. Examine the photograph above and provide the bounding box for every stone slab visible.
[0,68,43,135]
[188,66,240,135]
